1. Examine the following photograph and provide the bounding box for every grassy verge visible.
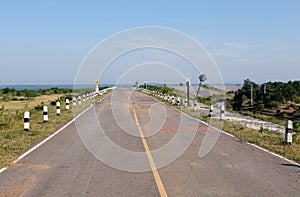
[0,92,110,167]
[146,90,300,163]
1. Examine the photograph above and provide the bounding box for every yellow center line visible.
[133,109,168,197]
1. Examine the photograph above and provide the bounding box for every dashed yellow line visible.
[133,109,168,197]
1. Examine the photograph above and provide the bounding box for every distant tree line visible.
[230,79,300,111]
[0,87,73,101]
[145,85,176,96]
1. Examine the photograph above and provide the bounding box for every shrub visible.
[294,121,300,133]
[258,103,265,110]
[2,93,13,101]
[34,102,44,110]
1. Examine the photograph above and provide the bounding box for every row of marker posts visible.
[151,91,226,120]
[24,90,103,131]
[149,89,295,144]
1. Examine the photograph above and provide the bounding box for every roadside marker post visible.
[184,99,188,108]
[220,103,225,120]
[177,97,181,106]
[43,106,48,122]
[66,99,70,110]
[208,105,214,117]
[285,120,293,144]
[78,96,81,105]
[83,94,86,102]
[24,111,30,131]
[193,101,197,111]
[56,102,61,115]
[72,97,76,106]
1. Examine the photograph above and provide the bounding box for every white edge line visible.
[0,90,114,174]
[0,168,8,174]
[0,104,93,174]
[143,92,300,166]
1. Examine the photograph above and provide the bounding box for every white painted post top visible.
[286,120,293,129]
[24,111,30,118]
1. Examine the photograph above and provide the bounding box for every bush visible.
[2,93,13,101]
[23,89,39,99]
[294,121,300,133]
[265,101,279,108]
[2,87,16,94]
[258,103,265,110]
[34,102,44,110]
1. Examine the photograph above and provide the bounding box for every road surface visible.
[0,88,299,196]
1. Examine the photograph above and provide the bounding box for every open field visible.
[0,91,109,167]
[0,94,63,111]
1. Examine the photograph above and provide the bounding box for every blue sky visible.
[0,0,299,85]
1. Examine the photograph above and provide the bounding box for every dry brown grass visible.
[0,94,63,111]
[0,91,110,167]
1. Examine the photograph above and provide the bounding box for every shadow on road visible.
[281,163,300,168]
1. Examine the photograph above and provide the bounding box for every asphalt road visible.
[0,88,299,196]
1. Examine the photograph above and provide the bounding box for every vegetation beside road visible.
[143,85,300,163]
[0,87,109,167]
[228,79,300,132]
[145,85,177,96]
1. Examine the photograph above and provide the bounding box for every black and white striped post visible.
[66,99,70,110]
[285,120,293,144]
[177,97,181,106]
[208,105,214,117]
[43,106,48,122]
[72,97,76,107]
[184,99,188,108]
[172,96,176,105]
[83,94,86,102]
[193,101,197,111]
[220,103,225,120]
[24,111,30,131]
[56,102,60,115]
[78,96,81,105]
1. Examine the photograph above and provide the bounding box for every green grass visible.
[0,91,110,167]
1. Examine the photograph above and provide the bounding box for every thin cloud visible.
[224,42,260,50]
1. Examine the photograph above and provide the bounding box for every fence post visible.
[43,106,48,122]
[24,111,30,131]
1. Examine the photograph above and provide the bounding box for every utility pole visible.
[251,84,253,106]
[186,80,190,105]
